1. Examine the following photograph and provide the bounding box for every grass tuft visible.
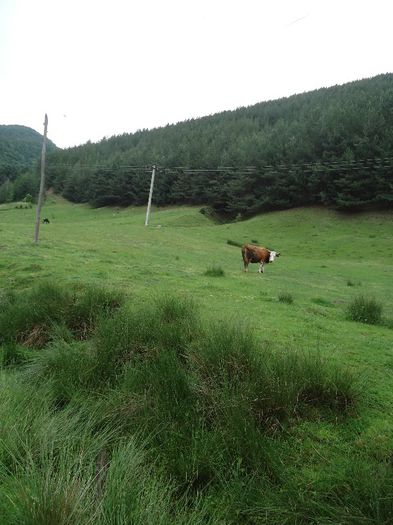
[92,295,198,385]
[1,343,29,368]
[346,295,383,325]
[0,281,124,351]
[278,292,294,304]
[204,265,225,277]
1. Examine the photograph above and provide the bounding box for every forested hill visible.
[0,125,57,204]
[47,74,393,217]
[0,125,57,180]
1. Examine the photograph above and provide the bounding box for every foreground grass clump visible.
[346,294,383,325]
[0,281,124,354]
[1,281,387,524]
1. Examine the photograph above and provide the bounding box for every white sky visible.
[1,0,392,149]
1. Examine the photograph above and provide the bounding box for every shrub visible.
[204,265,225,277]
[346,295,383,325]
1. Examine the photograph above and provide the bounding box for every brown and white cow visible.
[241,244,280,273]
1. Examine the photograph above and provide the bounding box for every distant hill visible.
[0,125,57,182]
[0,125,57,203]
[47,74,393,215]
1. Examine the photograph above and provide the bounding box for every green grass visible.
[0,197,393,523]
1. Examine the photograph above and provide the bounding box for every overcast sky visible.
[1,0,392,148]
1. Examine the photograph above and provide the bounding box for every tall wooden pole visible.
[145,165,156,226]
[34,114,48,243]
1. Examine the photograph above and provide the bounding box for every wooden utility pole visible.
[34,114,48,243]
[144,165,156,226]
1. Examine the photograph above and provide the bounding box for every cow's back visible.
[242,244,270,263]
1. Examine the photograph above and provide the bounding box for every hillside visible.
[0,124,57,177]
[46,74,393,216]
[0,201,392,523]
[0,125,57,203]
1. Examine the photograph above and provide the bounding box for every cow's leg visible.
[258,261,264,273]
[242,251,249,272]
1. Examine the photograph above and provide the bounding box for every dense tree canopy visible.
[0,125,57,203]
[35,75,393,215]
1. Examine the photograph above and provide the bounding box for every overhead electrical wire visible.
[6,157,393,175]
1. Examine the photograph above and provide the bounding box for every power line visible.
[4,157,393,175]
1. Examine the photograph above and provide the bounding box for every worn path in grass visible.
[1,197,393,437]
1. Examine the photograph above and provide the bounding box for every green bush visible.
[346,295,383,325]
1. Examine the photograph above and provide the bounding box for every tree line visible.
[8,75,393,216]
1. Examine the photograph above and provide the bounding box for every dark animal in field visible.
[241,244,280,273]
[42,218,50,224]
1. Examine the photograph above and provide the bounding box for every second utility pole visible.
[144,164,156,226]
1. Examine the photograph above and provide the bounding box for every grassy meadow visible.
[0,196,392,524]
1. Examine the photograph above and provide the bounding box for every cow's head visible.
[269,250,280,262]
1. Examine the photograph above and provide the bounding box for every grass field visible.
[0,197,392,524]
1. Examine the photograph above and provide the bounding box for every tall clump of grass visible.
[0,447,98,525]
[190,323,359,433]
[204,265,225,277]
[92,295,198,386]
[100,438,174,524]
[100,437,229,525]
[0,281,124,351]
[0,373,114,525]
[23,339,96,407]
[346,295,383,325]
[278,292,294,304]
[0,281,73,348]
